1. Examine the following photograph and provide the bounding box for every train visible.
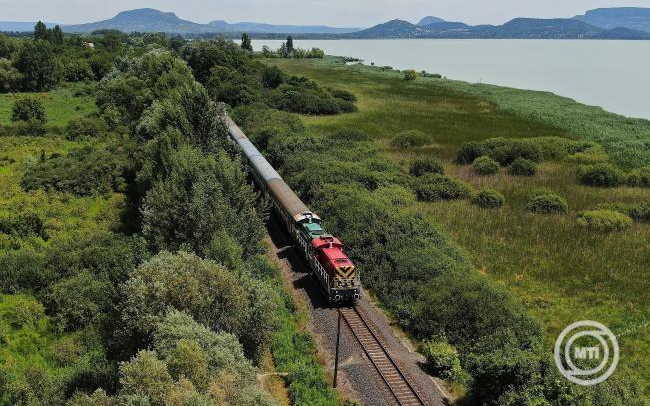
[225,116,361,303]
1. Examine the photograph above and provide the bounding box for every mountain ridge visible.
[349,15,650,39]
[2,7,650,39]
[573,7,650,32]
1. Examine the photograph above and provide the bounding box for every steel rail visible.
[340,306,428,406]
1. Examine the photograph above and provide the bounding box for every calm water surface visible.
[252,39,650,120]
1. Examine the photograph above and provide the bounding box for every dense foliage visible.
[526,191,569,214]
[472,155,500,175]
[181,38,355,115]
[472,189,505,208]
[577,209,632,232]
[1,30,339,406]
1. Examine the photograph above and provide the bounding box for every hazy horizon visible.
[1,0,649,27]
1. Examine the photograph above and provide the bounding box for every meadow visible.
[264,57,650,398]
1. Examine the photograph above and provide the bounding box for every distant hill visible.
[64,8,210,33]
[349,17,650,39]
[207,20,360,34]
[0,21,59,32]
[417,16,445,26]
[61,8,360,34]
[574,7,650,32]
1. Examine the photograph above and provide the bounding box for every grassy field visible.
[0,83,98,128]
[265,57,650,397]
[0,86,121,399]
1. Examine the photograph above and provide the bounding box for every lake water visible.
[251,39,650,120]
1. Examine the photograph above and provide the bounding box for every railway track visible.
[340,306,428,406]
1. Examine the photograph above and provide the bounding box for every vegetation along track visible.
[340,306,428,406]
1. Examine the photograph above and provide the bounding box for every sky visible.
[1,0,649,26]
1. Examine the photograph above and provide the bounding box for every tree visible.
[286,35,294,54]
[34,21,48,41]
[119,350,172,406]
[240,33,252,51]
[13,40,62,91]
[11,97,46,123]
[0,34,18,59]
[52,25,64,45]
[120,251,249,340]
[0,58,23,92]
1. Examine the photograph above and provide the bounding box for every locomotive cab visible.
[311,236,361,302]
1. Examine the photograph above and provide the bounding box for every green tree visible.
[34,21,48,41]
[11,97,46,123]
[119,350,172,406]
[286,35,294,54]
[0,58,23,92]
[0,34,18,58]
[241,33,252,51]
[52,25,64,45]
[13,40,62,91]
[120,251,249,340]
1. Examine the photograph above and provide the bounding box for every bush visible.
[577,210,632,232]
[455,141,485,164]
[455,137,580,165]
[44,271,112,331]
[473,156,499,175]
[472,189,505,208]
[414,174,472,201]
[65,118,101,141]
[0,58,23,92]
[420,340,463,380]
[509,158,538,177]
[390,130,431,148]
[577,163,626,187]
[526,192,568,214]
[63,59,94,83]
[627,166,650,187]
[11,97,46,123]
[373,185,416,207]
[329,88,357,102]
[403,70,417,81]
[409,157,444,177]
[21,145,130,196]
[597,202,650,222]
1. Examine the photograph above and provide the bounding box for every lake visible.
[251,39,650,120]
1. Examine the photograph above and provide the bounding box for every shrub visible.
[473,156,499,175]
[509,158,538,177]
[409,157,444,177]
[21,145,130,196]
[63,59,94,82]
[420,340,463,380]
[65,117,101,141]
[455,137,586,166]
[577,210,632,232]
[526,192,568,214]
[627,166,650,187]
[0,58,23,92]
[577,163,626,187]
[329,88,357,102]
[403,70,417,81]
[44,271,112,331]
[373,185,416,207]
[597,202,650,222]
[414,174,472,201]
[11,97,46,123]
[472,189,505,208]
[390,130,431,148]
